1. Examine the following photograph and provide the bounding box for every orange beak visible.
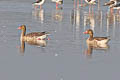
[83,31,88,34]
[17,26,21,30]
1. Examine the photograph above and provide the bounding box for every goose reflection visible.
[20,40,25,54]
[32,9,44,23]
[20,39,47,55]
[84,43,109,56]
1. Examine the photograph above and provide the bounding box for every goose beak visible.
[17,26,21,30]
[83,31,88,34]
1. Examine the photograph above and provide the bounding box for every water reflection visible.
[106,11,115,27]
[52,8,63,22]
[84,12,95,31]
[20,40,25,54]
[20,40,47,55]
[96,11,103,29]
[106,10,120,37]
[71,8,80,26]
[32,9,44,23]
[84,43,109,57]
[71,9,75,25]
[71,8,81,40]
[106,9,120,27]
[116,14,120,22]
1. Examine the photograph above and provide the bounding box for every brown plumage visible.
[83,29,110,45]
[18,25,49,41]
[25,32,47,37]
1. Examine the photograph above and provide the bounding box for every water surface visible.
[0,0,120,80]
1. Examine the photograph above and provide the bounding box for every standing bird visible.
[111,2,120,9]
[85,0,97,13]
[52,0,63,9]
[85,0,97,4]
[111,2,120,13]
[104,0,116,7]
[104,0,120,13]
[32,0,45,9]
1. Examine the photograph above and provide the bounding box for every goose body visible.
[23,32,48,41]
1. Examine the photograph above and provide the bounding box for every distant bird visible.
[18,25,49,41]
[111,2,120,13]
[32,0,45,9]
[104,0,117,7]
[85,0,97,5]
[111,2,120,9]
[83,29,110,45]
[51,0,63,9]
[85,0,97,13]
[104,0,120,13]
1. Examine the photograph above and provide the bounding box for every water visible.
[0,0,120,80]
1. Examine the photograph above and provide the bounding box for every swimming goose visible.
[83,29,110,45]
[18,25,49,41]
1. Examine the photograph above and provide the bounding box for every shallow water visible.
[0,0,120,80]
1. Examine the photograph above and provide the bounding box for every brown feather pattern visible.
[25,32,46,37]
